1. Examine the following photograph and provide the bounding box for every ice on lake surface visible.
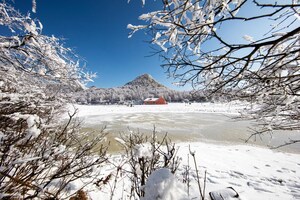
[75,104,300,153]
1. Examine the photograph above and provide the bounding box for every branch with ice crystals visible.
[127,24,147,38]
[243,35,255,43]
[0,2,94,89]
[32,0,37,13]
[13,156,41,165]
[128,0,245,54]
[0,3,42,35]
[128,0,146,6]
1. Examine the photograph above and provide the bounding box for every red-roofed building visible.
[144,97,167,105]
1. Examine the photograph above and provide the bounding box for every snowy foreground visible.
[68,103,300,199]
[82,142,300,200]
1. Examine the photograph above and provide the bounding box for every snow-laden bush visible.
[116,129,180,198]
[0,2,106,199]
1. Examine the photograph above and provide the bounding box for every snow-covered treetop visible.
[129,0,299,91]
[0,2,95,90]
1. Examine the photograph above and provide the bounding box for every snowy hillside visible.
[73,74,206,104]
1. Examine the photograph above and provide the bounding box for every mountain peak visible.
[139,73,153,79]
[125,74,166,88]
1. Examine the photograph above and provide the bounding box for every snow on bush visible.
[117,129,180,198]
[0,2,105,199]
[142,168,189,200]
[132,142,153,160]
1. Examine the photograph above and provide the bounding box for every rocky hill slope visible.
[125,74,166,88]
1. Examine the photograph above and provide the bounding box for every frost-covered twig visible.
[189,145,206,200]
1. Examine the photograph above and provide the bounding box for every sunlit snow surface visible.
[75,142,300,200]
[67,103,300,199]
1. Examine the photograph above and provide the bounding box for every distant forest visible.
[71,74,239,105]
[73,85,208,105]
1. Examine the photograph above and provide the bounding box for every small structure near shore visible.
[144,97,167,105]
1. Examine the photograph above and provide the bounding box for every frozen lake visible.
[74,103,300,153]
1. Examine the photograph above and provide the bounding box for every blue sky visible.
[14,0,183,89]
[12,1,294,90]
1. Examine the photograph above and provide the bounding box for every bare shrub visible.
[0,75,108,199]
[69,189,89,200]
[116,128,180,198]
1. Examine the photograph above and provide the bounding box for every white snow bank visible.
[176,142,300,200]
[68,102,247,118]
[77,141,299,200]
[142,168,189,200]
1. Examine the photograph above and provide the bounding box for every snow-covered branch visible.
[130,0,300,135]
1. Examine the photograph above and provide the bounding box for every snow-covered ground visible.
[73,142,300,200]
[70,102,246,116]
[176,142,300,200]
[67,103,300,199]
